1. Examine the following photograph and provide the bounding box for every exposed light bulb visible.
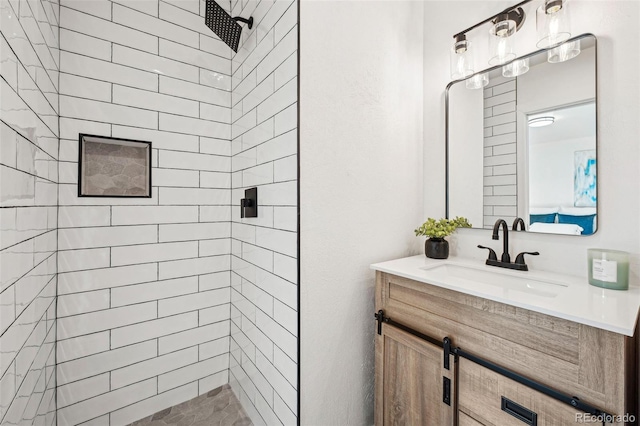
[497,38,508,59]
[455,56,466,76]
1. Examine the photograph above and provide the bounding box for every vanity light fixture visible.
[451,0,532,87]
[450,34,474,80]
[536,0,571,48]
[528,116,555,127]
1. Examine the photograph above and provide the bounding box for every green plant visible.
[414,217,472,239]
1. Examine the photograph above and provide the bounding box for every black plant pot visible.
[425,238,449,259]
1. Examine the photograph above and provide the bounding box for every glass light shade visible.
[502,58,530,77]
[450,39,474,80]
[489,20,516,66]
[548,39,581,63]
[465,73,489,90]
[536,1,571,48]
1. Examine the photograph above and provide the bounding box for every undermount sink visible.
[420,263,568,298]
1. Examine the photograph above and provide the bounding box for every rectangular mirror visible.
[447,34,597,236]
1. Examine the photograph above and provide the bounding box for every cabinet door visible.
[375,324,454,426]
[458,357,591,425]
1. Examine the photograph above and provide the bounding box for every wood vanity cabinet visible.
[374,272,638,426]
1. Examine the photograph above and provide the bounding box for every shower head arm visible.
[233,16,254,29]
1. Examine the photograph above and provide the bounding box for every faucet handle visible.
[515,251,539,265]
[477,245,497,261]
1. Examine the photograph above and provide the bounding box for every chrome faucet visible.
[477,218,539,271]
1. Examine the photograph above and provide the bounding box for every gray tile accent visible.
[130,384,251,426]
[483,77,517,228]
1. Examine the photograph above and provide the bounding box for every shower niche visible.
[78,134,152,197]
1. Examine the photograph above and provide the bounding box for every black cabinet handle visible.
[442,377,451,406]
[501,397,537,425]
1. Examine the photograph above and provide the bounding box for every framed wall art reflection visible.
[574,149,596,207]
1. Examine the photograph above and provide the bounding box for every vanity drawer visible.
[383,273,580,363]
[458,357,590,426]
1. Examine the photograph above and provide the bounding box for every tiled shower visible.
[0,0,298,424]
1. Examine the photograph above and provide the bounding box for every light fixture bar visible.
[452,0,533,40]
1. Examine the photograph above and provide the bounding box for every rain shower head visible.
[205,0,253,52]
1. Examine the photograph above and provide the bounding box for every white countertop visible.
[371,255,640,336]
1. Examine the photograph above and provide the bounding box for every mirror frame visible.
[445,33,598,236]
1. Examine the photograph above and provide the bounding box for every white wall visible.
[448,80,484,226]
[300,1,424,424]
[529,136,594,208]
[55,1,233,424]
[227,0,299,425]
[0,0,59,424]
[424,0,640,277]
[517,45,596,114]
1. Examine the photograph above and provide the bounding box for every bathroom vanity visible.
[372,12,634,425]
[371,256,640,425]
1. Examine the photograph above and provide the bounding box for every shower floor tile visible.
[130,384,252,426]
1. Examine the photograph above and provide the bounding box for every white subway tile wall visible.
[55,0,236,424]
[0,0,59,425]
[228,0,298,424]
[483,76,517,228]
[2,0,298,423]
